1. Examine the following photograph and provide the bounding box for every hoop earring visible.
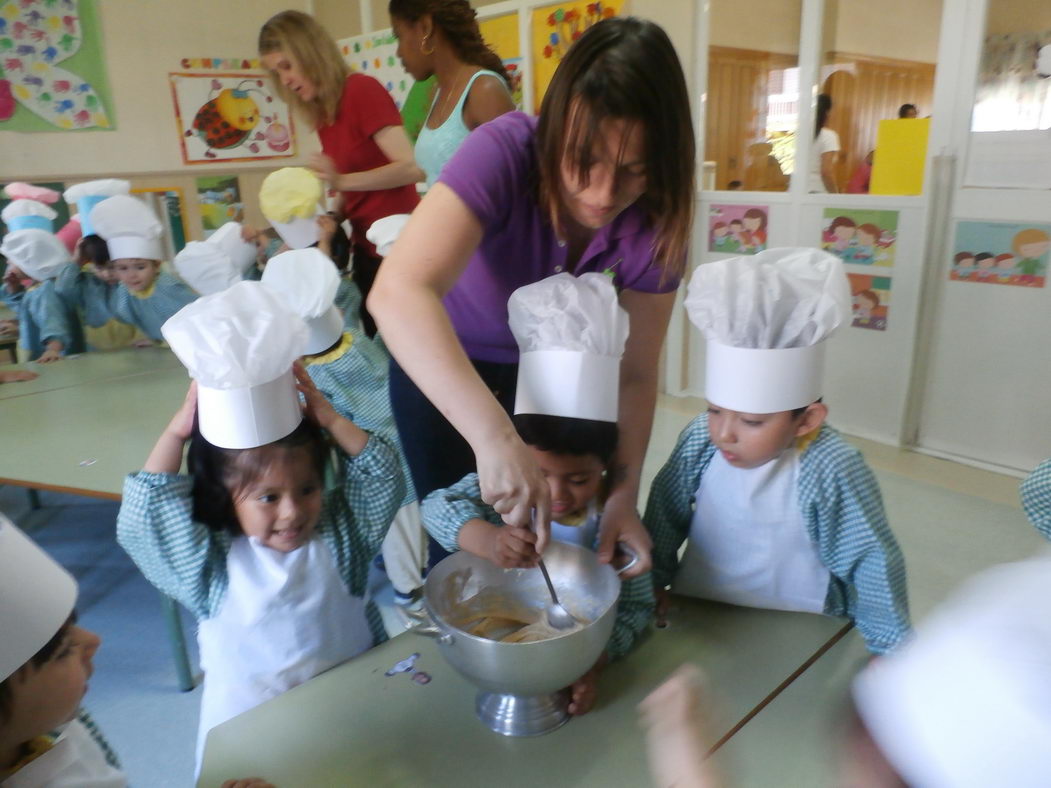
[421,35,435,55]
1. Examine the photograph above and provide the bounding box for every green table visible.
[0,347,182,402]
[197,598,851,788]
[0,353,195,690]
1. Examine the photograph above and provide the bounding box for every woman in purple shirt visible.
[370,18,694,576]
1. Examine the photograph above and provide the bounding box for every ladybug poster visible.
[169,72,295,165]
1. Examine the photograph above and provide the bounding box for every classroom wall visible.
[1,0,323,240]
[984,0,1051,34]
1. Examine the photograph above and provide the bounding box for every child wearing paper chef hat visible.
[262,247,424,603]
[0,515,124,785]
[115,281,404,770]
[89,194,196,343]
[0,228,81,363]
[644,248,911,655]
[421,273,655,716]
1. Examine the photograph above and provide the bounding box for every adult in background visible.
[810,93,840,193]
[369,18,695,576]
[390,0,516,188]
[259,10,424,337]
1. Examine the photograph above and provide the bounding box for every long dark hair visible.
[536,17,695,280]
[187,417,329,535]
[815,93,832,139]
[389,0,509,87]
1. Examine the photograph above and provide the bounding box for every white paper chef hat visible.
[684,247,850,414]
[366,214,411,257]
[508,272,629,422]
[161,281,309,449]
[853,553,1051,788]
[0,228,72,282]
[261,249,343,355]
[63,179,131,237]
[1037,44,1051,78]
[206,221,259,275]
[90,194,163,261]
[260,167,322,249]
[0,514,78,682]
[174,241,241,296]
[2,195,57,233]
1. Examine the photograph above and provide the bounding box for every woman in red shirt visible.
[259,10,423,336]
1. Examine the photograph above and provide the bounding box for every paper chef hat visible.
[0,514,78,681]
[63,179,131,237]
[161,281,309,449]
[366,214,411,257]
[90,194,164,261]
[853,554,1051,788]
[206,221,259,275]
[261,249,343,354]
[259,167,322,249]
[684,247,850,414]
[174,241,242,296]
[0,228,72,282]
[2,182,59,233]
[508,273,629,422]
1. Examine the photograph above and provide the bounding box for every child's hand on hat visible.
[316,213,337,243]
[166,381,198,442]
[294,362,339,431]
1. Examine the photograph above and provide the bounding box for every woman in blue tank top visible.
[390,0,516,188]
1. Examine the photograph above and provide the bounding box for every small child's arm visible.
[644,415,710,590]
[814,447,911,654]
[30,283,72,363]
[1020,458,1051,541]
[116,382,226,619]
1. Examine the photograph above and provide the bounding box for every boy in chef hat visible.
[90,194,196,343]
[0,228,81,362]
[261,248,425,604]
[116,281,404,769]
[422,272,655,716]
[644,248,911,654]
[0,514,125,784]
[2,182,60,234]
[1020,457,1051,541]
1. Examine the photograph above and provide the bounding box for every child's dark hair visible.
[77,234,110,267]
[790,398,824,419]
[0,616,74,723]
[325,212,350,272]
[512,413,618,467]
[187,417,329,534]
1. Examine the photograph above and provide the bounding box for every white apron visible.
[550,501,600,548]
[2,720,125,788]
[673,450,830,614]
[195,535,373,766]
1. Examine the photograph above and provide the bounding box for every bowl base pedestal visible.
[475,689,571,737]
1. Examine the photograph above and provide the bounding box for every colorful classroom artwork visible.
[848,273,891,332]
[479,12,524,110]
[179,57,261,70]
[821,208,898,267]
[338,31,411,110]
[0,0,114,132]
[169,73,295,165]
[195,176,242,238]
[950,221,1051,289]
[0,181,68,236]
[531,1,623,110]
[708,204,769,254]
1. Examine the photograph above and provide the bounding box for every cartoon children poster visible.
[821,208,898,266]
[950,221,1051,288]
[848,273,891,331]
[709,204,770,255]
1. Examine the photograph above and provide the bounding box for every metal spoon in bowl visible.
[531,509,576,630]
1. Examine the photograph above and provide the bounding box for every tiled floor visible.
[2,393,1044,787]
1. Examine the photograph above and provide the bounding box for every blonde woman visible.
[259,11,424,336]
